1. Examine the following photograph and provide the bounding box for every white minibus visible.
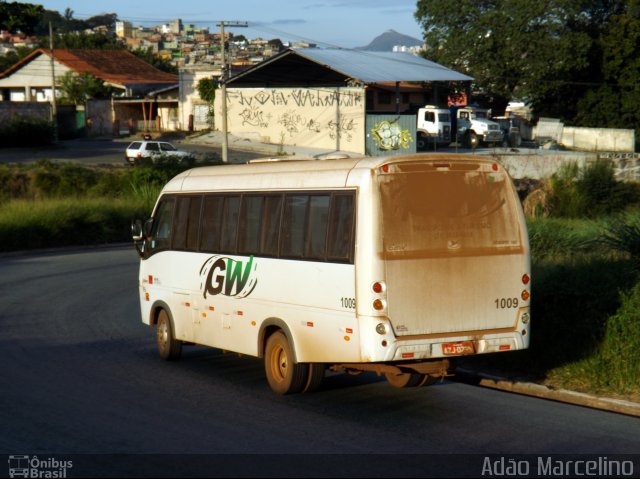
[132,154,530,394]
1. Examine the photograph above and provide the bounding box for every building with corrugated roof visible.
[218,48,472,155]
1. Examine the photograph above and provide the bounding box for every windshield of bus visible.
[379,162,523,259]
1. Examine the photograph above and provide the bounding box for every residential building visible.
[179,65,221,131]
[0,48,178,134]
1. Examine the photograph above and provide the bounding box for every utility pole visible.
[217,20,248,163]
[49,22,58,142]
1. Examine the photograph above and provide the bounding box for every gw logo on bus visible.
[200,255,258,299]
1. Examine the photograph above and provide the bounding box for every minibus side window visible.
[327,193,354,262]
[306,195,330,259]
[187,196,202,251]
[220,196,241,253]
[260,195,282,256]
[172,196,191,250]
[167,196,203,252]
[281,195,308,258]
[200,196,224,252]
[238,196,264,255]
[148,197,174,253]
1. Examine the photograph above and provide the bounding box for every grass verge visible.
[0,196,149,251]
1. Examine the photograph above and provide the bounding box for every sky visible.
[35,0,424,48]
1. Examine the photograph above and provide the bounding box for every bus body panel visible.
[385,254,526,335]
[140,245,361,362]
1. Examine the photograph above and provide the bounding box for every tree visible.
[0,1,44,34]
[414,0,591,118]
[58,71,113,105]
[0,45,33,72]
[197,77,218,129]
[35,10,118,35]
[132,47,178,74]
[575,0,640,134]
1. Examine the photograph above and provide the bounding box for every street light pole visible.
[217,20,248,163]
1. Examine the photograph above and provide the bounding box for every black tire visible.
[417,133,427,151]
[302,363,325,393]
[467,131,479,150]
[417,374,440,387]
[385,371,424,388]
[264,331,308,395]
[156,309,182,361]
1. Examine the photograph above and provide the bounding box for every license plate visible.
[441,341,475,355]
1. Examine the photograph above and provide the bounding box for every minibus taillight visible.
[522,274,530,285]
[372,281,385,293]
[373,299,385,311]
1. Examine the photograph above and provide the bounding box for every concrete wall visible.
[534,119,635,153]
[85,99,112,136]
[0,101,50,122]
[494,150,640,182]
[495,151,597,180]
[560,126,635,153]
[219,87,366,154]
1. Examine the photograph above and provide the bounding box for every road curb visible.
[455,368,640,418]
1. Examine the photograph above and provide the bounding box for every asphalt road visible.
[1,246,640,477]
[0,137,264,165]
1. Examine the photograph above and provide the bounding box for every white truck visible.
[416,105,452,149]
[454,106,503,149]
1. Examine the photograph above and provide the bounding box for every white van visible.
[133,154,531,394]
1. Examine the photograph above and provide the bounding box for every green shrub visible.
[597,282,640,392]
[600,211,640,269]
[548,162,584,217]
[546,160,640,218]
[0,164,30,202]
[0,197,148,251]
[527,216,606,261]
[0,117,55,147]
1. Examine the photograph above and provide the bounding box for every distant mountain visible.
[355,29,423,52]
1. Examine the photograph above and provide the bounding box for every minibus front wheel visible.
[156,309,182,361]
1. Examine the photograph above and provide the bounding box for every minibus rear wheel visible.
[385,371,424,388]
[264,331,307,394]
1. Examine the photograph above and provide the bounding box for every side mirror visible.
[131,219,143,241]
[132,218,152,258]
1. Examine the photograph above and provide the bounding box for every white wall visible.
[0,55,71,100]
[178,67,221,131]
[534,119,635,153]
[219,86,366,153]
[561,126,635,153]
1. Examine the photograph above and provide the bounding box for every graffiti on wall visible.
[371,120,413,151]
[239,106,271,128]
[278,110,305,136]
[231,88,364,108]
[228,88,363,146]
[329,118,356,142]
